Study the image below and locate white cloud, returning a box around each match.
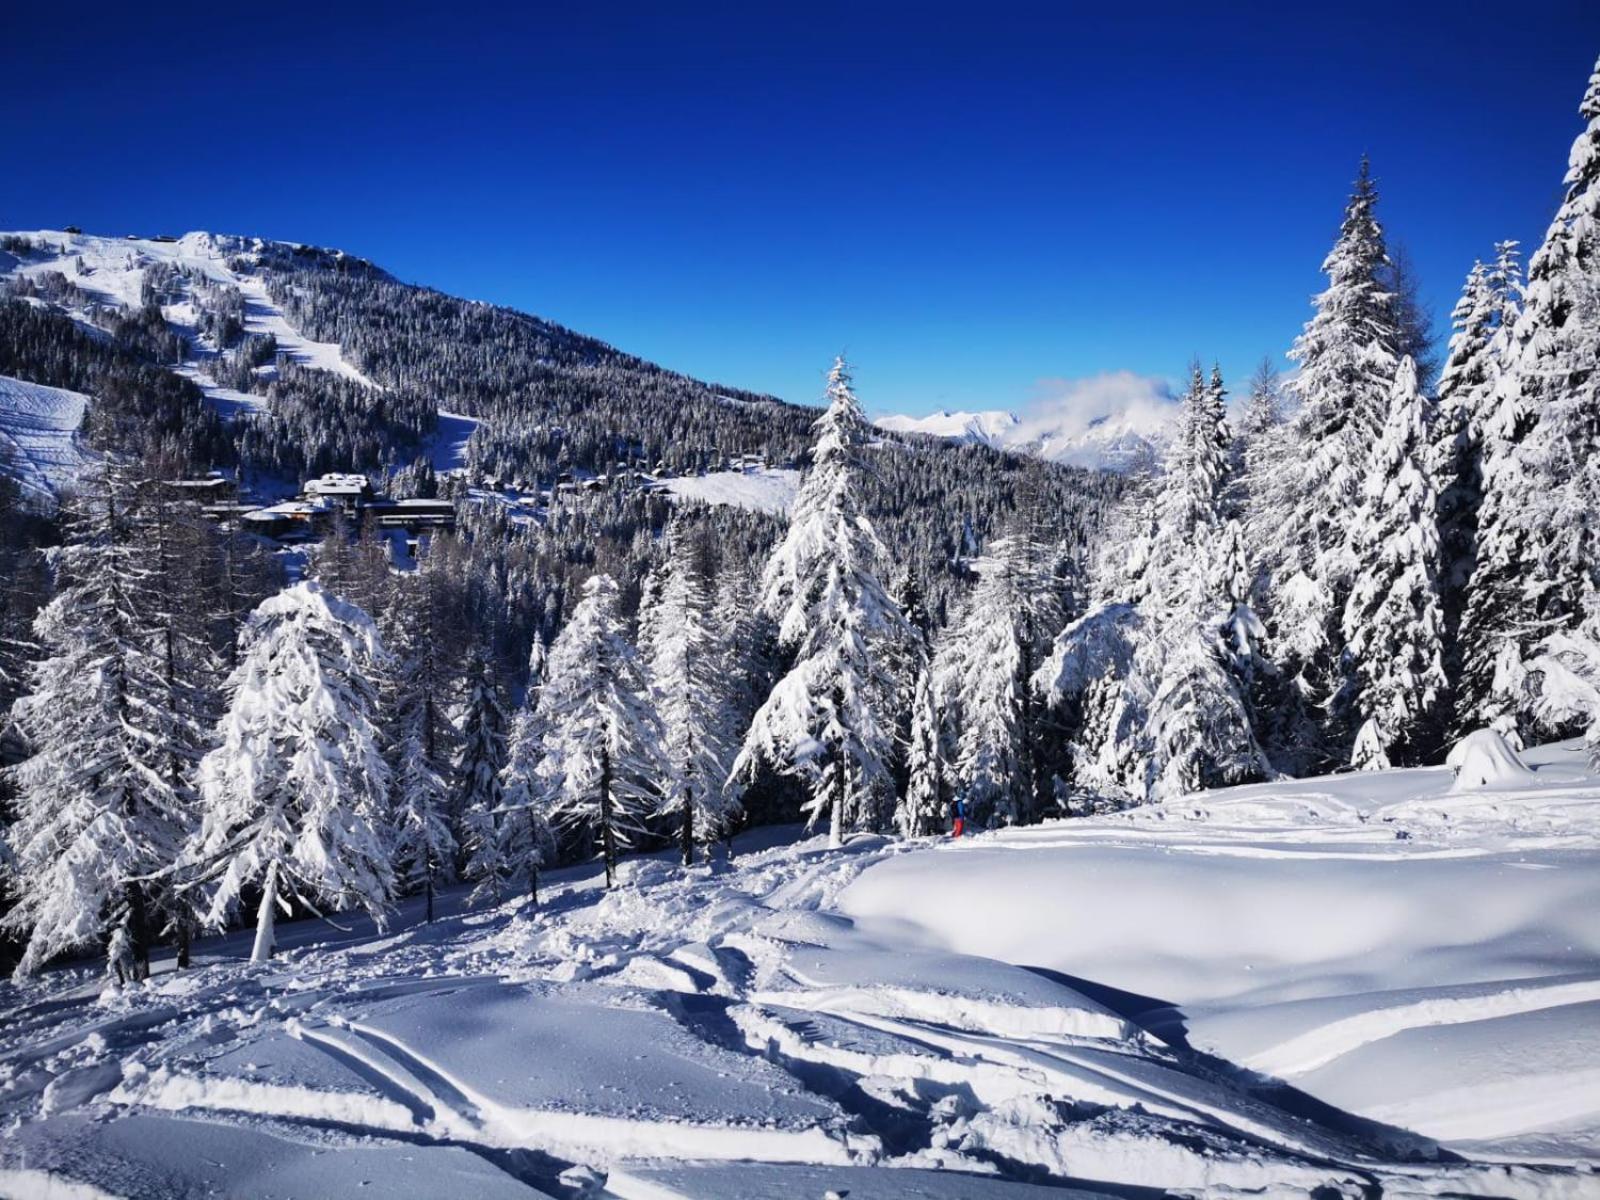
[1013,370,1178,443]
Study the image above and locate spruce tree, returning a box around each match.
[498,637,555,905]
[185,582,394,963]
[643,524,740,864]
[1269,159,1402,767]
[1465,56,1600,738]
[3,464,195,982]
[536,574,669,887]
[457,648,509,902]
[1343,358,1448,768]
[896,663,947,836]
[732,358,914,846]
[1431,245,1522,728]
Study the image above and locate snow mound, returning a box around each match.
[1448,729,1539,791]
[0,374,92,503]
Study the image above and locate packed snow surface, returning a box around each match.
[659,466,800,516]
[3,752,1599,1197]
[0,374,91,503]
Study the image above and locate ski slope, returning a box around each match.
[3,231,378,390]
[0,373,92,502]
[1,753,1597,1197]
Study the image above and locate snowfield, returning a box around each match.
[659,466,801,516]
[1,749,1598,1198]
[0,374,92,503]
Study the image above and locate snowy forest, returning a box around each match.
[0,53,1597,999]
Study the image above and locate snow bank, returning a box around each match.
[838,751,1600,1159]
[1449,729,1539,790]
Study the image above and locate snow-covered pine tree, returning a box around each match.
[133,470,225,968]
[457,648,509,902]
[1134,367,1272,797]
[3,463,196,982]
[1464,56,1600,739]
[1235,357,1285,509]
[497,637,555,904]
[896,662,947,836]
[185,582,394,963]
[536,573,670,887]
[732,357,914,847]
[379,578,453,923]
[1430,245,1522,726]
[1036,361,1273,803]
[932,536,1034,827]
[1268,159,1402,767]
[643,524,740,865]
[1343,357,1448,769]
[1038,367,1270,804]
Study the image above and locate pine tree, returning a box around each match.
[1343,358,1448,768]
[933,537,1032,827]
[1431,245,1522,727]
[379,578,453,923]
[457,648,508,902]
[732,358,914,847]
[3,464,196,982]
[1042,367,1269,803]
[536,574,669,887]
[498,637,555,905]
[643,525,741,864]
[185,582,394,963]
[1465,57,1600,738]
[1268,159,1402,766]
[896,663,947,836]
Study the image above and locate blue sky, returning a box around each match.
[4,2,1597,417]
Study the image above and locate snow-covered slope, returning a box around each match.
[876,402,1174,471]
[2,752,1597,1197]
[0,374,92,503]
[876,408,1023,447]
[3,230,379,392]
[840,739,1600,1166]
[659,466,801,516]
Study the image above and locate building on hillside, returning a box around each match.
[303,473,373,510]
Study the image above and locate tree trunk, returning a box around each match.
[681,785,695,867]
[175,918,192,971]
[599,739,617,888]
[127,881,151,982]
[527,812,540,908]
[828,747,846,850]
[251,867,278,964]
[424,870,435,925]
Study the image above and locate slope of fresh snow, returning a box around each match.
[2,757,1598,1197]
[839,739,1600,1165]
[659,466,800,516]
[431,410,481,472]
[0,374,93,502]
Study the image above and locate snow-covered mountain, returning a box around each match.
[876,398,1175,472]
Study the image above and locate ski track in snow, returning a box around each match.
[0,374,92,503]
[2,759,1600,1197]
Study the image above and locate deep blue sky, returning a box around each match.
[4,3,1597,416]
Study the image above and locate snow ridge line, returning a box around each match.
[1244,976,1600,1078]
[343,1019,868,1167]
